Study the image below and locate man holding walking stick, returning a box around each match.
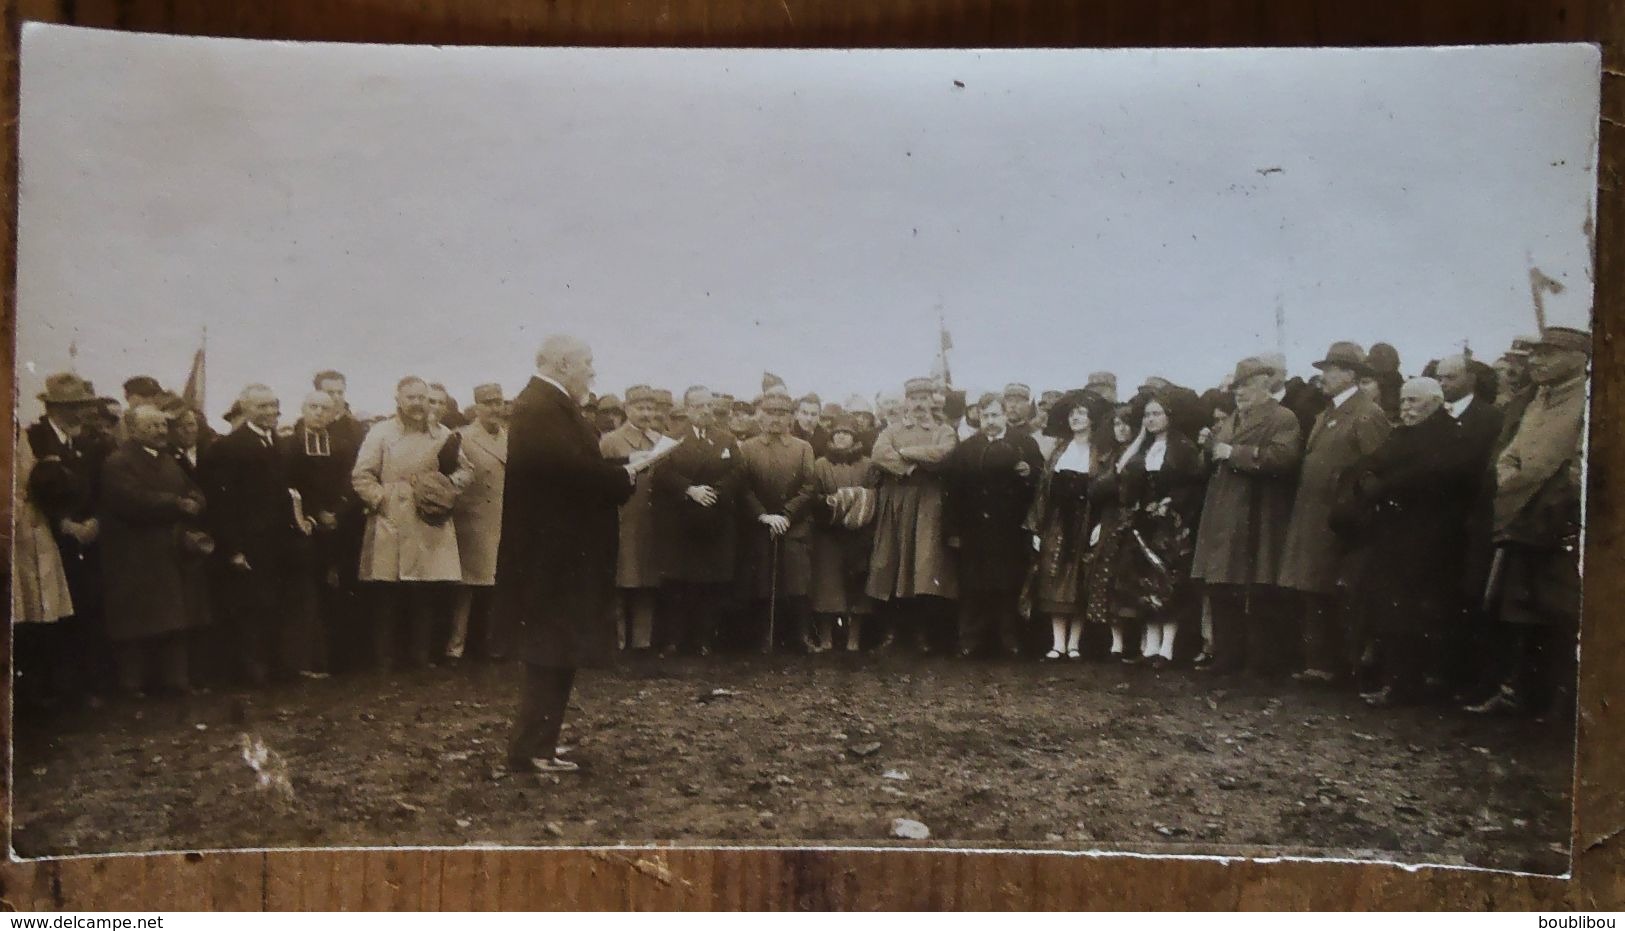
[738,393,818,653]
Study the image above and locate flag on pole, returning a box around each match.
[935,315,954,386]
[181,328,206,417]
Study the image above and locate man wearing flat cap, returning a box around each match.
[1191,356,1303,675]
[738,393,819,652]
[601,385,666,653]
[447,383,510,661]
[1469,326,1589,715]
[1279,342,1391,686]
[866,376,960,652]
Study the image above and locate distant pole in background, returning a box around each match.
[182,324,207,418]
[1528,263,1564,332]
[1274,295,1286,354]
[935,310,953,387]
[67,337,78,373]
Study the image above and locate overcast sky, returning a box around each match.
[17,27,1599,424]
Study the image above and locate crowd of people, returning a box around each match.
[13,326,1587,724]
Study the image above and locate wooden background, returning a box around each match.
[0,0,1621,910]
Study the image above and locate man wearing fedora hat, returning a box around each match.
[23,373,117,704]
[1279,341,1392,686]
[1469,326,1589,715]
[1190,356,1303,675]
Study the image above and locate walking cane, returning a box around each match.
[766,532,780,654]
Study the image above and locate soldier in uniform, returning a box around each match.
[737,394,818,652]
[600,385,666,652]
[1468,327,1588,715]
[865,376,960,652]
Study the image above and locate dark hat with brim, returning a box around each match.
[1311,341,1372,376]
[1044,388,1113,439]
[38,373,102,406]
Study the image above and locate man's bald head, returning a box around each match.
[536,334,596,402]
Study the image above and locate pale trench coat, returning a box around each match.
[352,417,474,583]
[12,438,73,624]
[453,423,507,586]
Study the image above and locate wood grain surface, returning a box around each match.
[0,0,1620,910]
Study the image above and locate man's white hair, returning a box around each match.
[129,404,170,428]
[302,390,335,408]
[536,334,590,372]
[238,383,276,403]
[1401,376,1445,401]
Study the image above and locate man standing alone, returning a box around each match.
[492,336,637,774]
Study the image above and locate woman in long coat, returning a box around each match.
[1024,390,1114,659]
[807,416,877,650]
[1104,395,1206,668]
[13,437,74,626]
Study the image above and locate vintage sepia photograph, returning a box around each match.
[10,26,1599,874]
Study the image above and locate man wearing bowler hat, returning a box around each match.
[1279,341,1392,686]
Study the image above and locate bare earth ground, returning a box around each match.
[11,654,1573,874]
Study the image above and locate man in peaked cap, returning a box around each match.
[601,385,667,654]
[448,383,511,662]
[865,376,960,653]
[729,398,761,442]
[595,394,626,436]
[650,389,675,436]
[1002,383,1034,437]
[1085,372,1118,404]
[1279,342,1391,687]
[1191,356,1304,676]
[737,393,819,652]
[1469,325,1589,715]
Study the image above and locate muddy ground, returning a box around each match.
[11,653,1572,873]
